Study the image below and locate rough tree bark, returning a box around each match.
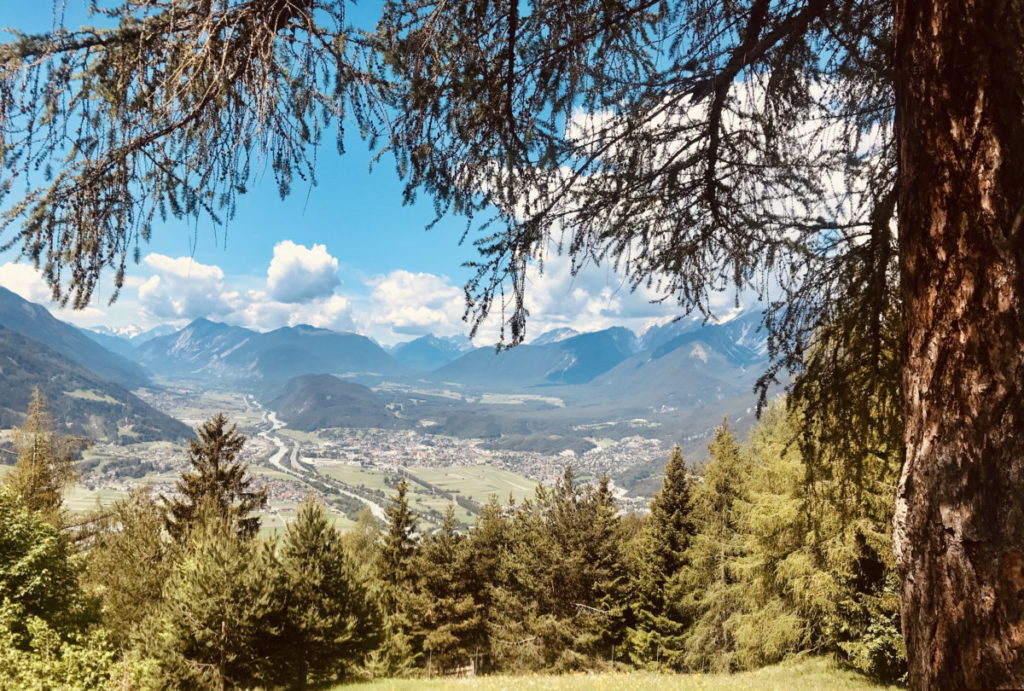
[894,0,1024,688]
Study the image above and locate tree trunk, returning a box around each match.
[894,1,1024,688]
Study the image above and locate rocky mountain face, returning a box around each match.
[83,324,179,356]
[434,327,641,388]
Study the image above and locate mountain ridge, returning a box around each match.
[0,326,189,442]
[0,286,150,388]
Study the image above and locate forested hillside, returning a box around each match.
[0,328,190,442]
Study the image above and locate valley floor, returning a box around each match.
[337,658,901,690]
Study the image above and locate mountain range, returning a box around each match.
[134,319,406,381]
[0,327,189,441]
[0,281,772,456]
[0,286,149,388]
[389,334,471,371]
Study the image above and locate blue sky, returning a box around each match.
[0,3,730,344]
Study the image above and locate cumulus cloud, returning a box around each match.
[0,261,108,324]
[138,254,233,320]
[265,241,340,304]
[232,291,355,333]
[356,270,465,341]
[0,262,54,304]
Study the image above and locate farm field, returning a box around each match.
[320,463,394,492]
[341,658,901,691]
[410,465,537,505]
[62,485,130,513]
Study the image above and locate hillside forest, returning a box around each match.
[0,389,903,689]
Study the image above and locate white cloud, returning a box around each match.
[265,241,340,303]
[0,262,54,303]
[0,261,106,325]
[137,254,233,321]
[356,270,465,342]
[133,249,356,333]
[231,290,355,333]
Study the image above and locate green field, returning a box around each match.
[411,466,538,505]
[64,388,120,404]
[320,464,395,492]
[340,658,900,691]
[257,502,357,537]
[63,485,130,512]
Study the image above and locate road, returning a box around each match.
[248,397,389,521]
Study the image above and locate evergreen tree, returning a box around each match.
[677,421,749,672]
[625,446,695,669]
[379,477,418,591]
[369,477,420,676]
[153,504,278,689]
[0,486,88,639]
[83,488,171,650]
[342,506,383,586]
[462,495,511,674]
[717,405,822,670]
[412,505,480,675]
[491,468,626,672]
[9,2,1024,682]
[6,388,79,517]
[162,414,267,541]
[575,473,629,665]
[720,402,904,681]
[274,496,380,687]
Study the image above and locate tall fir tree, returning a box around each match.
[412,505,480,675]
[274,496,380,687]
[677,421,749,672]
[625,446,696,669]
[574,473,629,663]
[162,414,267,541]
[83,488,171,650]
[463,495,511,673]
[0,486,88,640]
[6,388,79,517]
[152,504,278,689]
[491,468,626,672]
[369,476,420,676]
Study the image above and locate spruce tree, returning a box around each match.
[412,505,480,675]
[0,486,85,638]
[492,468,626,672]
[677,421,749,672]
[84,488,171,650]
[626,446,695,669]
[275,497,380,687]
[6,388,79,517]
[462,495,511,673]
[370,476,420,675]
[153,504,278,689]
[162,414,267,541]
[575,473,628,666]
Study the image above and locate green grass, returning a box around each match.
[320,464,394,492]
[410,466,537,505]
[64,388,119,404]
[63,485,130,513]
[338,658,899,691]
